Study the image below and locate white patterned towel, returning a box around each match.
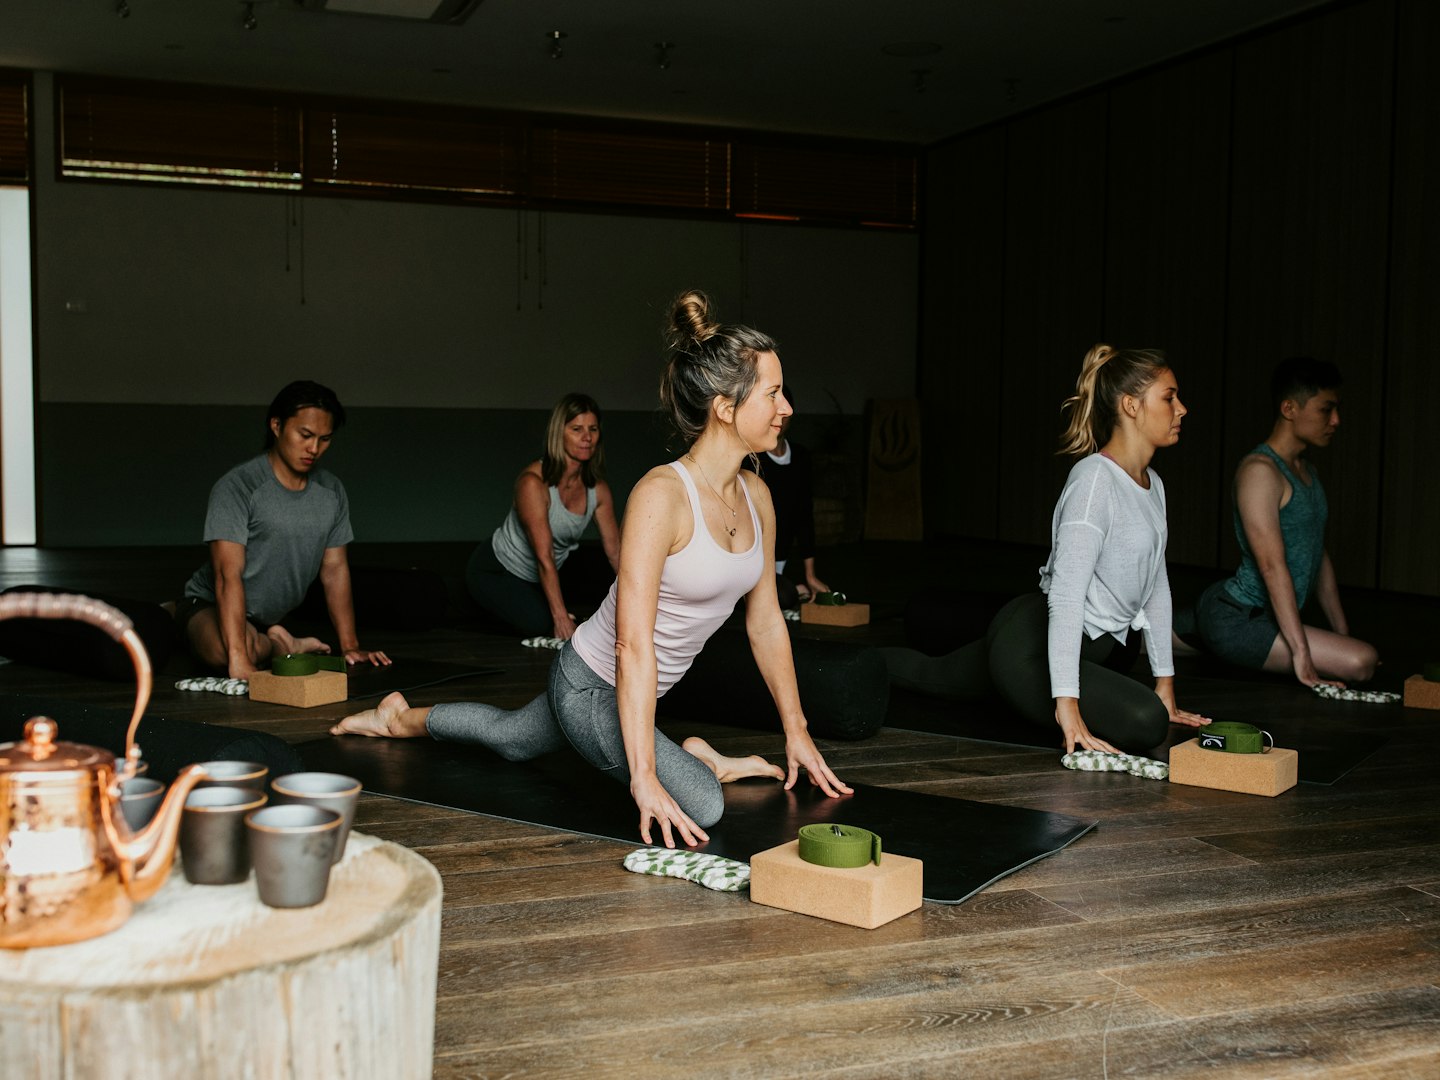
[175,676,249,696]
[1061,749,1169,781]
[623,847,751,892]
[1311,684,1400,705]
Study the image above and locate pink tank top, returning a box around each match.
[570,460,764,694]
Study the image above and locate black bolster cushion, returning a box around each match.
[659,627,887,741]
[0,694,303,785]
[903,589,1013,657]
[0,586,177,682]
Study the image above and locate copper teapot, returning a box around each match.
[0,593,207,948]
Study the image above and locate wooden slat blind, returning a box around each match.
[54,74,916,227]
[732,142,917,226]
[306,104,522,195]
[530,126,730,210]
[59,77,301,188]
[0,77,28,183]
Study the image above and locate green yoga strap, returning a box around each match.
[798,823,881,867]
[1423,662,1440,683]
[1197,721,1273,754]
[272,653,319,677]
[272,654,345,676]
[812,591,848,606]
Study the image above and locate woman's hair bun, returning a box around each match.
[670,289,718,347]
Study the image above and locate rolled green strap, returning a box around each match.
[1423,662,1440,683]
[813,590,848,607]
[272,653,320,677]
[1197,721,1273,754]
[315,655,346,672]
[798,823,881,867]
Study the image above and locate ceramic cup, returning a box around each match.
[270,772,361,863]
[194,760,269,790]
[118,777,165,832]
[180,785,268,885]
[245,805,342,909]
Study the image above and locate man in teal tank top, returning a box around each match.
[1195,358,1378,686]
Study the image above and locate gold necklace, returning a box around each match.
[686,454,738,537]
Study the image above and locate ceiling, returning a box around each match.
[3,0,1331,144]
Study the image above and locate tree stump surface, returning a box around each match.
[0,832,442,1080]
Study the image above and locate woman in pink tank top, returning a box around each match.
[332,290,849,848]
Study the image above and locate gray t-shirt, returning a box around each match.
[183,454,354,626]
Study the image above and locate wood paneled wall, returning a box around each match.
[921,0,1440,597]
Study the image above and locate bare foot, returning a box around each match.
[682,737,784,783]
[267,624,332,658]
[330,692,427,738]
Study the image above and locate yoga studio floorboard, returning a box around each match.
[2,541,1438,1078]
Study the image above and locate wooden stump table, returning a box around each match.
[0,833,442,1080]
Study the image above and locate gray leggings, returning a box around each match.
[425,643,725,827]
[883,592,1169,754]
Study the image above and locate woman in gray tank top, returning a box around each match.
[333,292,849,848]
[464,393,621,639]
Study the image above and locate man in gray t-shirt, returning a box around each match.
[178,381,390,679]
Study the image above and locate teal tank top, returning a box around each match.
[1224,443,1327,610]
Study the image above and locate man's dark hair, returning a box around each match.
[1271,357,1342,414]
[264,381,346,448]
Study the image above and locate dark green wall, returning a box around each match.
[40,403,861,548]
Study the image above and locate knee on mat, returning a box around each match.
[687,785,725,830]
[1114,698,1170,754]
[1336,643,1379,684]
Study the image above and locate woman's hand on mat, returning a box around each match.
[784,733,853,798]
[1054,699,1121,755]
[631,771,708,848]
[1292,654,1344,690]
[1154,678,1210,727]
[551,612,578,640]
[1168,708,1210,728]
[344,647,392,667]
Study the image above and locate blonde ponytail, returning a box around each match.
[1057,343,1168,456]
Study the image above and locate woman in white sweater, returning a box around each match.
[886,344,1209,754]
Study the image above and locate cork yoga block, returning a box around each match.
[749,840,922,929]
[248,670,348,709]
[1403,675,1440,710]
[1169,738,1298,797]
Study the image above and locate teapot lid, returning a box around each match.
[0,716,114,772]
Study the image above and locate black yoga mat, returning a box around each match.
[887,687,1385,786]
[297,733,1098,904]
[342,657,504,702]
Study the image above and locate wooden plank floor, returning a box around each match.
[2,542,1438,1078]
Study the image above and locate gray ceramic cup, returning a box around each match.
[270,772,361,863]
[245,805,342,909]
[119,777,165,832]
[194,760,269,790]
[180,785,268,885]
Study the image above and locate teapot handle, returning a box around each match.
[0,592,151,775]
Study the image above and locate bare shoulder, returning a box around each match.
[629,464,686,511]
[1236,453,1285,493]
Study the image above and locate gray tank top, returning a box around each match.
[491,484,597,583]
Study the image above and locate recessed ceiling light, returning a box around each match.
[881,42,941,58]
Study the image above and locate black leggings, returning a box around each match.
[465,543,614,637]
[884,592,1169,754]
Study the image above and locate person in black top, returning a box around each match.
[742,385,830,609]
